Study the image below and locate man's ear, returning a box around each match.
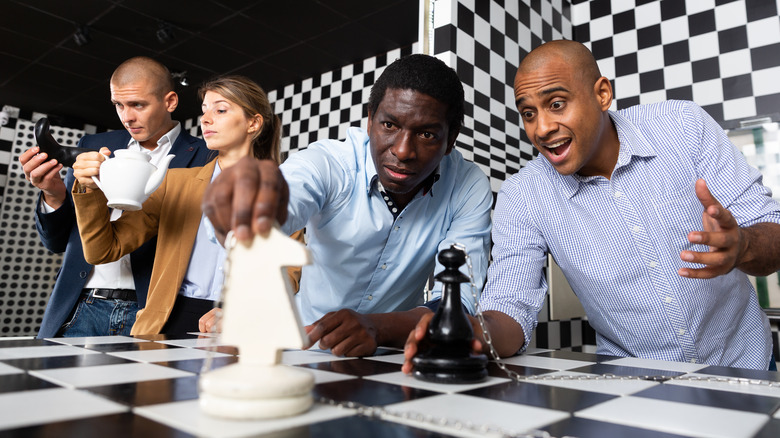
[366,110,373,132]
[164,91,179,113]
[593,77,613,112]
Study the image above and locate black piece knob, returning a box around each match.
[412,245,487,383]
[34,117,92,168]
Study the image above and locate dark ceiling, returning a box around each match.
[0,0,418,130]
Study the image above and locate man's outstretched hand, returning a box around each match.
[202,156,289,244]
[678,179,745,279]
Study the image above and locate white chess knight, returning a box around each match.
[199,226,314,420]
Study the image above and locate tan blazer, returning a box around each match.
[74,159,217,335]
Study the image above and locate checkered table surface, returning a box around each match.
[1,334,779,437]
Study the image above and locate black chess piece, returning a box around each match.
[34,117,91,167]
[412,245,488,383]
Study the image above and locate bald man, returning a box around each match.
[20,56,209,338]
[404,40,780,371]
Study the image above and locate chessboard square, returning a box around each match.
[756,419,780,437]
[107,347,232,363]
[499,354,593,371]
[747,16,780,49]
[366,369,510,394]
[686,0,716,16]
[633,383,780,414]
[692,79,725,106]
[317,376,440,406]
[84,375,201,407]
[588,15,614,42]
[634,2,661,30]
[301,357,402,377]
[543,416,693,438]
[666,372,780,399]
[384,393,570,437]
[612,10,636,34]
[0,361,22,376]
[719,49,753,78]
[614,74,641,97]
[529,371,659,395]
[568,363,685,379]
[297,366,358,385]
[660,16,690,43]
[723,96,757,121]
[664,63,693,89]
[30,362,193,388]
[0,373,58,393]
[0,345,101,360]
[575,396,769,438]
[1,351,134,371]
[715,1,748,29]
[689,32,721,61]
[0,388,127,432]
[602,357,709,373]
[751,67,780,96]
[136,399,353,438]
[463,379,616,413]
[637,46,665,72]
[281,349,354,366]
[697,364,780,383]
[718,26,750,53]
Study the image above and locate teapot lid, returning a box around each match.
[114,149,152,162]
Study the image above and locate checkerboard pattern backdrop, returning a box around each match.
[0,1,777,356]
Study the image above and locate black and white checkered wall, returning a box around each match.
[573,0,780,128]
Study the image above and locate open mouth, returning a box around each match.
[545,139,571,157]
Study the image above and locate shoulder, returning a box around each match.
[616,100,708,127]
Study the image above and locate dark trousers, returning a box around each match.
[161,295,215,335]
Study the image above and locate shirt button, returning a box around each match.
[381,264,387,270]
[614,191,623,198]
[632,225,641,233]
[648,261,658,268]
[678,329,685,335]
[394,226,400,231]
[367,295,373,301]
[690,359,697,363]
[664,297,673,303]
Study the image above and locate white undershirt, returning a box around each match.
[41,123,181,290]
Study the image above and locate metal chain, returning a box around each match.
[452,243,780,388]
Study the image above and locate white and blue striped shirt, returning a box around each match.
[482,100,780,370]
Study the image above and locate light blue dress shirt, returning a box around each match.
[179,162,225,301]
[482,100,780,369]
[280,127,493,325]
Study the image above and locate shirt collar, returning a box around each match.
[127,122,181,156]
[553,110,657,199]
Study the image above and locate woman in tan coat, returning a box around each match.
[72,75,287,335]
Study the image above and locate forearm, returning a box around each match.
[478,310,526,358]
[369,307,433,349]
[737,222,780,276]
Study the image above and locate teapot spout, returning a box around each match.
[144,154,175,196]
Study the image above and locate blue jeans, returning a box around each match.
[60,294,139,337]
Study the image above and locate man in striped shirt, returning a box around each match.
[404,40,780,371]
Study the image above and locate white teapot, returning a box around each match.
[91,149,175,211]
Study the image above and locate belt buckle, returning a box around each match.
[91,289,109,299]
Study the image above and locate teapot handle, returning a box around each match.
[91,176,104,192]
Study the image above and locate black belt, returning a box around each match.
[82,288,137,301]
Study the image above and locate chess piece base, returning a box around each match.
[412,353,488,384]
[199,362,314,420]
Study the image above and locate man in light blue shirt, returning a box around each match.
[404,40,780,372]
[203,54,493,357]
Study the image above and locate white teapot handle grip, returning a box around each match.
[91,176,103,192]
